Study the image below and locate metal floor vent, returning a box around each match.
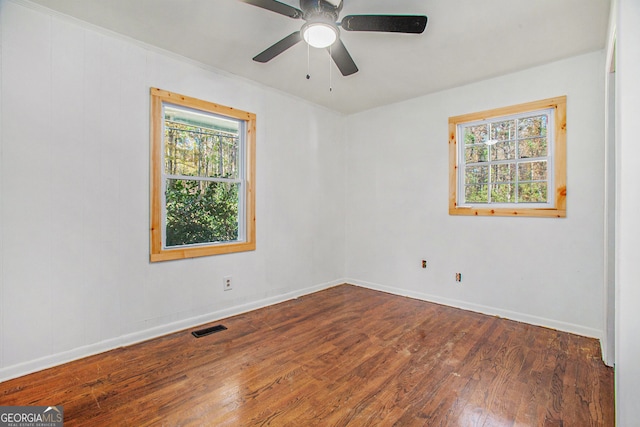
[192,324,227,338]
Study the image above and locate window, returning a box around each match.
[449,96,566,217]
[150,88,256,261]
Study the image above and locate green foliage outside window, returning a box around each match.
[165,179,239,247]
[164,117,241,247]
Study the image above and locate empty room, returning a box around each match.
[0,0,638,425]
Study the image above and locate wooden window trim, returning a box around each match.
[448,96,566,218]
[150,88,256,262]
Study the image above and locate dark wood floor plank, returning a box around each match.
[0,285,614,426]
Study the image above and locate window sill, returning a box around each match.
[449,205,566,218]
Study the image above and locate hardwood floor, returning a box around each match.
[0,285,614,426]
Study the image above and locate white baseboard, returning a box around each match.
[0,279,343,383]
[1,278,604,382]
[347,279,603,340]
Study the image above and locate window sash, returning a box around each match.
[160,103,246,249]
[457,108,555,208]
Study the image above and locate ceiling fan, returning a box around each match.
[241,0,428,76]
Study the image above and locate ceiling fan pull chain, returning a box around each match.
[306,41,311,80]
[329,44,333,92]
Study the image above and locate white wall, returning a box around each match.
[614,0,640,424]
[0,0,346,381]
[0,0,615,389]
[345,52,606,339]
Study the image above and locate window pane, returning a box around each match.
[518,182,547,203]
[465,165,488,184]
[490,141,515,161]
[491,163,516,183]
[165,128,239,179]
[491,183,516,203]
[465,145,488,163]
[465,185,488,203]
[518,161,547,181]
[165,179,239,247]
[490,119,515,141]
[517,115,547,138]
[164,105,240,179]
[464,124,488,145]
[518,137,547,159]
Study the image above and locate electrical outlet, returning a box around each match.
[455,273,462,282]
[223,275,233,291]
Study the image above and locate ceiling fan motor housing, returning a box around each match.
[300,0,342,22]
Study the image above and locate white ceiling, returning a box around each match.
[27,0,611,114]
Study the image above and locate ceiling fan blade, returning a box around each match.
[253,31,302,63]
[329,39,358,76]
[239,0,303,19]
[341,15,428,33]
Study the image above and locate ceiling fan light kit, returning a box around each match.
[242,0,428,76]
[302,22,338,48]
